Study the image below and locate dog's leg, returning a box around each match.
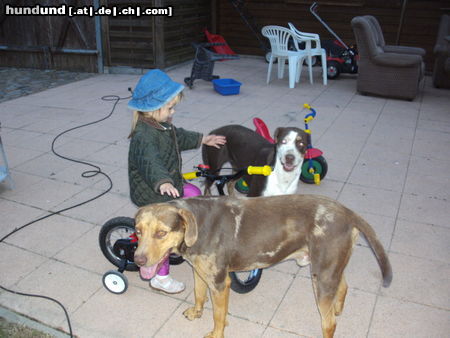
[334,275,348,316]
[226,180,236,198]
[205,274,231,338]
[183,270,208,320]
[311,271,338,338]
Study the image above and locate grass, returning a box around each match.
[0,317,53,338]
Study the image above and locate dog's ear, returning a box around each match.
[178,208,198,247]
[273,127,284,143]
[273,127,282,143]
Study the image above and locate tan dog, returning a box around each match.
[134,195,392,338]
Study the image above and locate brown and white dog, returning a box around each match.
[202,125,309,197]
[133,194,392,338]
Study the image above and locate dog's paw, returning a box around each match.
[204,331,224,338]
[183,307,203,320]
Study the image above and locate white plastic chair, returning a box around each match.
[261,25,309,88]
[288,22,327,85]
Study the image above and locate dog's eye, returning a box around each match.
[299,142,304,146]
[155,230,167,239]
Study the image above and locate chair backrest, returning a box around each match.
[351,16,384,59]
[363,15,385,48]
[261,25,297,55]
[287,22,321,49]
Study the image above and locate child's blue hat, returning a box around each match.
[128,69,184,112]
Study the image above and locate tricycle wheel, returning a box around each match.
[229,269,263,294]
[234,178,249,194]
[103,270,128,294]
[99,217,139,271]
[300,156,328,184]
[326,61,341,79]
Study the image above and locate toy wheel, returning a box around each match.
[169,254,185,265]
[229,269,263,294]
[103,270,128,294]
[234,178,249,194]
[300,156,328,184]
[184,77,193,89]
[99,217,139,271]
[99,217,185,269]
[327,61,341,79]
[265,51,277,64]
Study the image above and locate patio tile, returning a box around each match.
[5,214,94,258]
[338,183,402,218]
[343,245,392,294]
[13,152,73,178]
[0,198,46,239]
[365,123,415,154]
[156,304,266,338]
[4,145,45,168]
[370,296,450,338]
[0,260,101,328]
[391,219,450,264]
[0,243,47,288]
[84,144,129,169]
[1,63,448,338]
[3,177,86,210]
[270,275,377,337]
[70,286,182,338]
[356,212,396,250]
[398,193,450,228]
[412,128,450,161]
[381,252,450,309]
[348,146,410,192]
[53,188,131,225]
[52,137,110,161]
[262,327,310,337]
[296,179,344,200]
[404,155,450,200]
[185,268,295,326]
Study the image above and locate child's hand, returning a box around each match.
[160,183,180,198]
[202,134,226,149]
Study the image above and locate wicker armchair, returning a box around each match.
[432,14,450,88]
[351,16,425,100]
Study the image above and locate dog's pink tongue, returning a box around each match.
[283,163,295,172]
[139,263,159,280]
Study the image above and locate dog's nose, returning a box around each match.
[285,154,295,164]
[134,254,147,266]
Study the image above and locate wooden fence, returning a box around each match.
[1,1,447,72]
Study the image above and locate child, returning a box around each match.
[127,69,226,294]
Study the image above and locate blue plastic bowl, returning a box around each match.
[212,78,242,95]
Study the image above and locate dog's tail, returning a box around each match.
[353,214,393,287]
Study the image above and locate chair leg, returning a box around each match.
[278,58,286,79]
[267,57,273,84]
[288,56,298,88]
[308,54,313,84]
[296,57,305,83]
[321,52,327,85]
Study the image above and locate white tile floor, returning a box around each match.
[0,58,449,337]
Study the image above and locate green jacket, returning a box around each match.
[128,118,202,207]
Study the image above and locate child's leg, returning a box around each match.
[157,257,170,276]
[152,257,185,294]
[147,184,198,293]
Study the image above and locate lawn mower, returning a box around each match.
[310,2,358,79]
